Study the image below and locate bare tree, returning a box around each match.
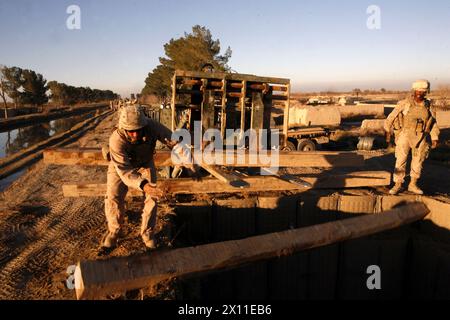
[0,65,9,118]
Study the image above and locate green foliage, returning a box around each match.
[19,69,48,106]
[47,81,118,105]
[1,65,118,107]
[1,66,23,105]
[142,25,232,100]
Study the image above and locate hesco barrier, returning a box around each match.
[174,193,450,300]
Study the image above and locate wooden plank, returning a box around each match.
[62,170,391,197]
[220,79,227,139]
[251,92,264,131]
[199,162,249,188]
[174,70,290,85]
[43,148,366,168]
[283,83,290,148]
[240,80,247,142]
[201,81,215,135]
[74,202,429,299]
[171,74,177,131]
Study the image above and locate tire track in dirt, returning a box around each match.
[0,196,105,299]
[0,114,115,276]
[0,114,116,299]
[0,112,178,299]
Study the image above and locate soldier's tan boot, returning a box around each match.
[102,231,118,248]
[142,231,156,249]
[389,182,402,195]
[408,179,424,195]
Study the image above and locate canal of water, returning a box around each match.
[0,111,96,191]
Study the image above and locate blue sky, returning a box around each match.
[1,0,450,96]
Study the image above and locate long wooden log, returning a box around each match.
[43,148,365,168]
[62,170,391,197]
[74,202,429,299]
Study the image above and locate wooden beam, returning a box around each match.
[201,81,215,137]
[43,148,366,168]
[261,168,312,189]
[251,92,264,132]
[198,163,249,188]
[174,70,290,85]
[239,80,247,144]
[171,74,177,131]
[220,79,227,139]
[74,202,429,299]
[62,170,391,197]
[283,83,291,148]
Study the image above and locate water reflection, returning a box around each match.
[0,112,95,158]
[0,169,25,192]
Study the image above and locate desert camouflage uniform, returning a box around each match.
[106,118,172,242]
[384,95,439,184]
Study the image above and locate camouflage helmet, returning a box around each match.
[412,79,430,93]
[201,62,214,73]
[118,105,147,131]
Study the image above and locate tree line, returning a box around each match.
[0,65,118,110]
[47,81,117,106]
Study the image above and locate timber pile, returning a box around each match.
[46,147,391,195]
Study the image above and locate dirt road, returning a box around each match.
[0,113,174,299]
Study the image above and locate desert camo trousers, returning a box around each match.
[104,163,157,237]
[393,132,430,183]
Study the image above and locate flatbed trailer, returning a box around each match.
[285,126,338,151]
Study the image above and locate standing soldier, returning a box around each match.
[384,79,440,195]
[101,104,179,251]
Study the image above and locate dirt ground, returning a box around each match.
[0,113,176,300]
[0,113,449,300]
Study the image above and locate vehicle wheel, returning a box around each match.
[282,141,297,151]
[297,139,316,152]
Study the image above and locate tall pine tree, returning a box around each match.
[142,25,232,102]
